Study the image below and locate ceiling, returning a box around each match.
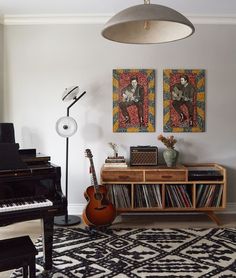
[0,0,236,16]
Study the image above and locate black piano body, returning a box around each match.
[0,150,67,270]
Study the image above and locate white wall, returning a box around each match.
[3,23,236,212]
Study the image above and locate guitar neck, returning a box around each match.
[89,158,99,190]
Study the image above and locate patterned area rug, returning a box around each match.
[11,227,236,278]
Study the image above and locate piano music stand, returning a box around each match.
[54,86,86,226]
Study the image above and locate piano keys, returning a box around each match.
[0,146,67,271]
[0,196,53,212]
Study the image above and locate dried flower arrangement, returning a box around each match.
[108,142,118,157]
[158,134,177,149]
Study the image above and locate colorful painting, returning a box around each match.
[163,69,205,132]
[113,69,155,132]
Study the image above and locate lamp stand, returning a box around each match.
[54,91,86,226]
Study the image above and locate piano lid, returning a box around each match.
[0,143,28,170]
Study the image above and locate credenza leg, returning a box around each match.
[204,211,221,226]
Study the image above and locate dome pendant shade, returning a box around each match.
[101,4,195,44]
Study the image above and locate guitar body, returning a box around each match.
[172,86,183,101]
[82,185,116,227]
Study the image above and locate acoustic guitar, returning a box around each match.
[82,149,116,227]
[172,85,183,101]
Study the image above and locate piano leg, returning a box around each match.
[41,216,54,270]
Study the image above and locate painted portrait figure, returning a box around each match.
[163,69,205,132]
[113,69,155,133]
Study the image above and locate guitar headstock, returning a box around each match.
[85,148,97,185]
[85,149,93,159]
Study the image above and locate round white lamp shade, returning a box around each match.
[56,116,78,138]
[102,4,195,44]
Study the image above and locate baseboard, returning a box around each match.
[219,202,236,214]
[68,204,85,216]
[68,202,236,216]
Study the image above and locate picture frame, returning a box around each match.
[163,69,205,132]
[113,69,155,132]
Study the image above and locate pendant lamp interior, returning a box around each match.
[101,1,195,44]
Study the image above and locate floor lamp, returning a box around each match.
[54,86,86,226]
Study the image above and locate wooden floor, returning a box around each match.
[1,213,236,278]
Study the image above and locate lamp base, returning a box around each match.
[54,215,81,226]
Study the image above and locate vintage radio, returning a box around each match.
[130,146,158,166]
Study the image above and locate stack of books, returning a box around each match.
[104,156,128,168]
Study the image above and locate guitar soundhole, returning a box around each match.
[94,192,102,201]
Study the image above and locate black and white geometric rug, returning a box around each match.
[11,227,236,278]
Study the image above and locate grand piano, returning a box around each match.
[0,124,67,271]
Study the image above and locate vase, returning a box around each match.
[163,148,178,167]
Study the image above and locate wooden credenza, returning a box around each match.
[100,163,226,225]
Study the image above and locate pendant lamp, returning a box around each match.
[101,0,195,44]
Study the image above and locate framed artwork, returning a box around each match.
[113,69,155,132]
[163,69,205,132]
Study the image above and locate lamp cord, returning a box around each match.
[144,0,150,30]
